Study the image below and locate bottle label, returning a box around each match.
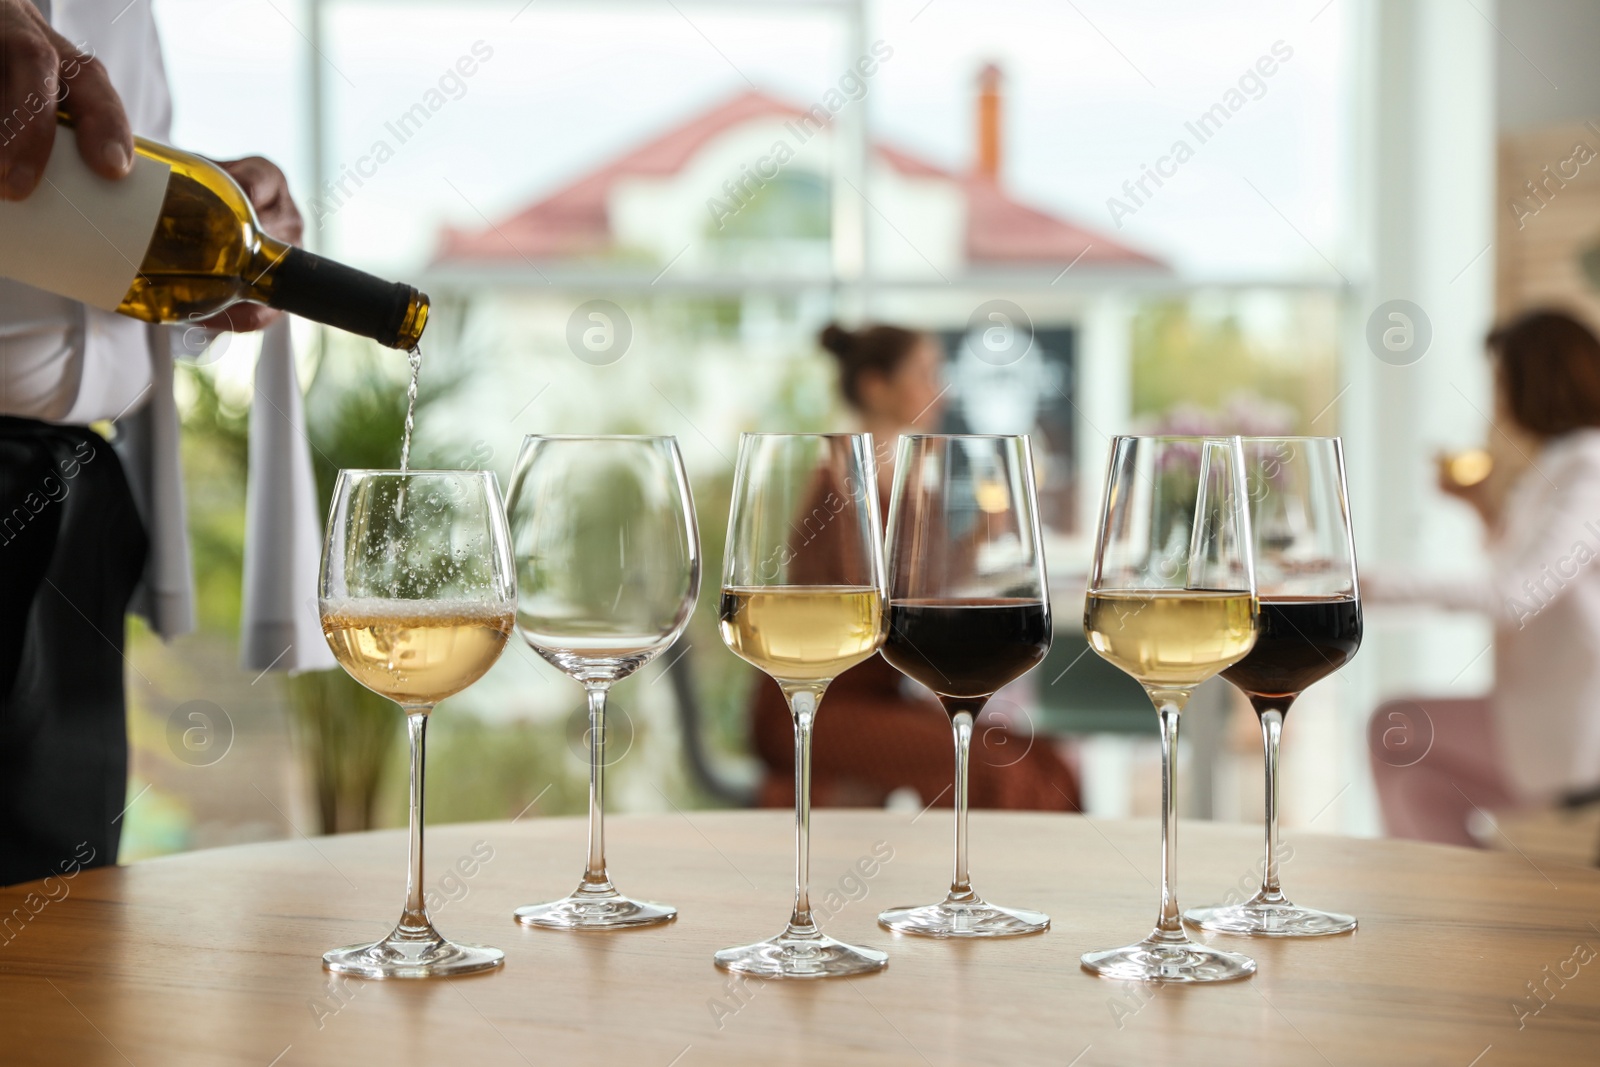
[0,143,171,312]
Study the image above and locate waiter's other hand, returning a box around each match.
[0,0,134,200]
[196,156,305,334]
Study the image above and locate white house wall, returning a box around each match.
[860,161,966,278]
[609,118,836,267]
[606,119,966,279]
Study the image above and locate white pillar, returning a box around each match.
[1340,0,1497,834]
[1075,294,1133,537]
[831,0,869,324]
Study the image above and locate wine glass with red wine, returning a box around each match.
[1183,436,1361,937]
[875,434,1053,938]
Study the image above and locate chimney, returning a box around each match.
[975,63,1003,183]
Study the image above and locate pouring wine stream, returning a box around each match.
[400,345,422,474]
[394,345,423,520]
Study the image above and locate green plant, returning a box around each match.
[175,364,250,633]
[1130,296,1339,428]
[287,668,397,833]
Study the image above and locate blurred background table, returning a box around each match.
[3,811,1597,1065]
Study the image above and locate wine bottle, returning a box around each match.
[0,121,428,350]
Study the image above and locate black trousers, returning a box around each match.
[0,417,147,887]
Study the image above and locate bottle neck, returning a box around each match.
[249,235,429,350]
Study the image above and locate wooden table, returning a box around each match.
[3,810,1598,1065]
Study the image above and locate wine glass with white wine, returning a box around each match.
[505,435,700,929]
[716,433,889,978]
[1081,436,1260,983]
[319,469,516,978]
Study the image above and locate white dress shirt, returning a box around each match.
[1369,429,1600,800]
[0,0,171,424]
[0,1,333,669]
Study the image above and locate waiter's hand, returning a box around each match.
[0,0,134,199]
[196,156,305,333]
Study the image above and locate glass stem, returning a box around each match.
[582,683,614,892]
[1255,705,1289,905]
[945,703,982,905]
[786,687,820,936]
[399,707,435,939]
[1151,692,1189,942]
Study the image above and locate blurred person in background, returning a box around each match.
[1366,309,1600,846]
[0,0,303,884]
[747,322,1081,811]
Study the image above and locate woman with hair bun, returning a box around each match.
[745,323,1082,811]
[818,322,945,448]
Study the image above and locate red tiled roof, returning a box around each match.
[436,92,796,261]
[434,89,1163,270]
[876,143,956,181]
[964,176,1161,268]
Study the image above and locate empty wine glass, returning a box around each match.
[506,435,699,929]
[319,470,516,978]
[876,434,1053,938]
[1081,436,1259,983]
[1184,436,1361,937]
[716,433,889,977]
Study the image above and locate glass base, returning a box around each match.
[1184,900,1357,937]
[323,931,504,979]
[878,898,1050,938]
[714,930,888,979]
[1080,934,1256,983]
[514,885,676,930]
